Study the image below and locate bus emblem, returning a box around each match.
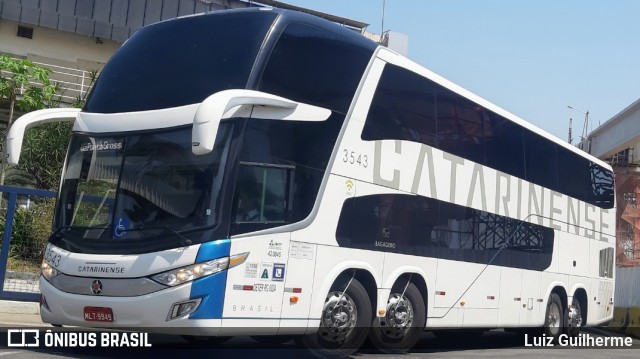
[91,280,103,295]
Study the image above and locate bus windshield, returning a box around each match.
[55,124,234,252]
[84,10,277,114]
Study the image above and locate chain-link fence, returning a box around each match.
[0,186,57,301]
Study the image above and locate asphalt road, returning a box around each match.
[1,327,638,359]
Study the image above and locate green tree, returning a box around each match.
[11,122,73,190]
[0,55,61,187]
[11,69,98,190]
[0,55,60,127]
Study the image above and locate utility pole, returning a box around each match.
[380,0,386,43]
[568,117,573,144]
[567,105,590,141]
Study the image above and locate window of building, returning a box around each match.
[17,26,33,39]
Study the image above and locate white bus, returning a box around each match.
[7,8,615,357]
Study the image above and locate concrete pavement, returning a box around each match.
[0,300,43,326]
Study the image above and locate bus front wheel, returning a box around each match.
[368,281,425,353]
[303,276,372,358]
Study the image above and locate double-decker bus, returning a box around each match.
[6,8,615,357]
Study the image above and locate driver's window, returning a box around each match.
[233,163,292,227]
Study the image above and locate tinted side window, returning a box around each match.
[361,64,614,209]
[557,146,589,201]
[599,247,614,278]
[230,113,344,235]
[437,86,486,165]
[485,112,525,179]
[524,131,558,190]
[336,194,554,271]
[589,163,615,208]
[362,65,437,147]
[259,23,374,114]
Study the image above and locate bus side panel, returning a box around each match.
[519,270,543,326]
[221,233,291,334]
[278,241,319,334]
[540,272,569,316]
[307,245,383,331]
[431,260,499,328]
[497,267,523,327]
[380,252,436,324]
[557,231,590,277]
[589,239,615,325]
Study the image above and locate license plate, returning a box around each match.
[83,307,114,322]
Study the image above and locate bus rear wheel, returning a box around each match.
[368,282,425,353]
[303,276,372,358]
[543,293,564,343]
[566,298,583,337]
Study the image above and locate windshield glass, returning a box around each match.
[83,10,277,113]
[55,124,234,251]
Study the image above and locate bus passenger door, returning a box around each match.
[222,163,294,333]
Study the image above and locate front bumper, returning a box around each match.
[39,277,223,335]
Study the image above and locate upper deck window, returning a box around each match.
[258,22,375,114]
[363,64,614,209]
[84,11,277,113]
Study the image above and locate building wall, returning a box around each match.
[611,266,640,337]
[0,0,245,43]
[0,19,119,69]
[615,167,640,267]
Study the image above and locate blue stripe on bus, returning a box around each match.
[189,239,231,320]
[195,239,231,262]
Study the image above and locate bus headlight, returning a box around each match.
[151,252,249,287]
[41,259,59,280]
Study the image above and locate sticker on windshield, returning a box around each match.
[80,139,123,152]
[113,217,130,239]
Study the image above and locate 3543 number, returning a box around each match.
[44,246,61,267]
[342,149,368,168]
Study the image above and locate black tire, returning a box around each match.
[250,335,294,345]
[302,276,372,358]
[368,282,425,353]
[543,293,564,343]
[565,297,583,337]
[181,335,231,346]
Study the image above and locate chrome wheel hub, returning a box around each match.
[377,292,414,338]
[319,291,357,342]
[548,303,561,334]
[568,306,582,328]
[386,293,414,329]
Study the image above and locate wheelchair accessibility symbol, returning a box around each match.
[113,217,129,239]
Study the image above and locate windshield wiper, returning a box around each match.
[50,225,110,246]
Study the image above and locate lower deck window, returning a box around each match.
[336,194,554,271]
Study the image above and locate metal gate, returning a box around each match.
[0,185,57,301]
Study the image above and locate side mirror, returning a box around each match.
[5,108,81,165]
[192,89,331,155]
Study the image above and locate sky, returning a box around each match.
[282,0,640,143]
